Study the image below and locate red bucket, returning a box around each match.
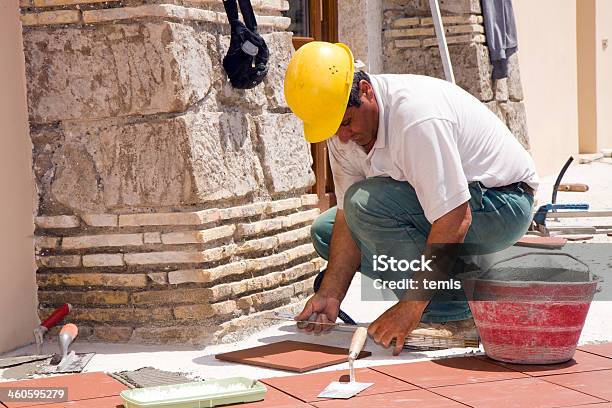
[462,252,599,364]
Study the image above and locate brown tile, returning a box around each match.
[15,396,124,408]
[215,341,371,373]
[515,236,567,249]
[1,372,127,408]
[7,387,308,408]
[579,343,612,359]
[370,356,527,388]
[261,367,417,402]
[311,389,468,408]
[433,377,606,408]
[479,350,612,377]
[234,385,312,408]
[544,369,612,401]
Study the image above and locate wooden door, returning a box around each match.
[283,0,338,210]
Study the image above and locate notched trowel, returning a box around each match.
[318,327,373,399]
[38,324,94,374]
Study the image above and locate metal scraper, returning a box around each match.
[318,327,373,399]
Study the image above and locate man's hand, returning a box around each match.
[294,293,341,334]
[368,301,428,355]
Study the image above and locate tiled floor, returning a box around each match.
[261,367,418,402]
[1,343,612,408]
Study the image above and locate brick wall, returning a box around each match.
[21,0,323,344]
[34,196,323,344]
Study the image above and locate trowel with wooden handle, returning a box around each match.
[317,327,374,399]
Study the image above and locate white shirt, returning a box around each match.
[328,74,539,223]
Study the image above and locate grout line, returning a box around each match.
[422,376,609,408]
[528,367,612,379]
[368,363,528,389]
[577,348,612,360]
[472,356,612,378]
[258,381,311,404]
[420,387,476,408]
[536,377,612,404]
[365,366,422,388]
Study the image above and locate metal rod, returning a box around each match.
[268,313,479,347]
[428,0,455,83]
[544,211,612,218]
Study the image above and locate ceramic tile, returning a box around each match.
[479,350,612,377]
[370,356,527,388]
[544,369,612,401]
[1,372,127,408]
[215,341,371,373]
[310,389,468,408]
[515,236,567,249]
[261,367,417,402]
[434,377,606,408]
[15,396,124,408]
[514,235,567,249]
[579,343,612,359]
[233,385,312,408]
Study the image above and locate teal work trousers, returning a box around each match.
[310,177,534,322]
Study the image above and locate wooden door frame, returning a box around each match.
[290,0,339,211]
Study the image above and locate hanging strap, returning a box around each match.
[222,0,240,23]
[222,0,258,32]
[237,0,258,32]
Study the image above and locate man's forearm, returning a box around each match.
[401,202,471,303]
[318,209,361,301]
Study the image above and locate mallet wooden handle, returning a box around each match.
[558,183,589,192]
[349,327,368,360]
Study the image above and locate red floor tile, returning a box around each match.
[13,396,124,408]
[433,377,607,408]
[310,389,468,408]
[261,367,417,402]
[0,372,127,408]
[543,369,612,401]
[579,343,612,359]
[230,385,312,408]
[370,356,527,388]
[479,350,612,377]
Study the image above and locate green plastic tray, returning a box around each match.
[120,377,267,408]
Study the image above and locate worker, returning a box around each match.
[284,42,539,355]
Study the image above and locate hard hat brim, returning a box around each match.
[303,105,347,144]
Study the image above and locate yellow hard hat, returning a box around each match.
[284,42,354,143]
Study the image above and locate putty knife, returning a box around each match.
[318,327,373,399]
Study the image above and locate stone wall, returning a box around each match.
[338,0,384,73]
[21,0,321,344]
[382,0,529,149]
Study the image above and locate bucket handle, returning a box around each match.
[481,251,590,276]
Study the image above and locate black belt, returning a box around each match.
[491,182,535,196]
